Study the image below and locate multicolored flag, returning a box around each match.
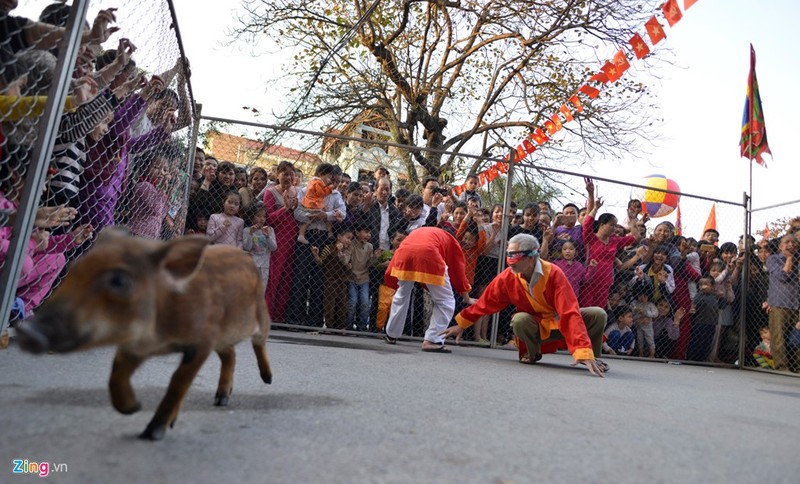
[740,44,771,166]
[675,204,683,236]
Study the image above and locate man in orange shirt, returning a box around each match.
[441,233,607,376]
[384,227,474,352]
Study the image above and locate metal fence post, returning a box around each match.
[0,0,90,336]
[177,103,202,235]
[489,148,515,349]
[737,191,751,368]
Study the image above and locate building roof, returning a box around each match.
[205,132,321,172]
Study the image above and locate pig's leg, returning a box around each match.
[109,349,145,414]
[252,339,272,385]
[139,345,212,441]
[252,302,273,384]
[214,345,236,407]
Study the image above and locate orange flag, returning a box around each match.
[662,0,683,27]
[579,84,601,99]
[628,33,650,60]
[515,144,527,161]
[675,205,683,236]
[530,127,550,145]
[569,94,584,113]
[612,49,631,75]
[702,203,717,236]
[645,16,666,45]
[684,0,698,9]
[601,60,622,83]
[522,139,537,154]
[559,104,574,122]
[762,223,769,239]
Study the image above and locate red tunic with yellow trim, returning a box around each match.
[454,260,595,361]
[384,227,471,294]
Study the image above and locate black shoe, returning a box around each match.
[384,335,397,345]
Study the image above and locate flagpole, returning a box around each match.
[747,44,756,210]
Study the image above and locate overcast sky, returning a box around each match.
[16,0,800,241]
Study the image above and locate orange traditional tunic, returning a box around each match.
[384,227,471,294]
[455,260,595,361]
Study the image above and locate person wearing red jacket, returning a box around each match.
[384,227,474,352]
[441,233,608,376]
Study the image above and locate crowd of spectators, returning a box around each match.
[180,155,800,373]
[1,2,191,346]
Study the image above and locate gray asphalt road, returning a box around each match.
[1,330,799,483]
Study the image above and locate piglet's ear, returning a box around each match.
[150,236,209,282]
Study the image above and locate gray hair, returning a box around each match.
[509,233,540,251]
[17,50,57,95]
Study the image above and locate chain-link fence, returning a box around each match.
[3,4,797,376]
[747,199,800,372]
[0,0,197,344]
[188,116,800,375]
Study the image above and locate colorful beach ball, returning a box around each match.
[632,175,681,218]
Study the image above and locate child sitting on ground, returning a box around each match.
[296,163,337,244]
[752,326,774,369]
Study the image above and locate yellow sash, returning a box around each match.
[515,260,560,341]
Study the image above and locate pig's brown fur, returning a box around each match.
[17,228,272,440]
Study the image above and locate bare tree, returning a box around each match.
[234,0,666,183]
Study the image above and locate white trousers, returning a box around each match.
[385,269,455,344]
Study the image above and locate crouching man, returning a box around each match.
[440,233,608,377]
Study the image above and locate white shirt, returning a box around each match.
[378,202,391,250]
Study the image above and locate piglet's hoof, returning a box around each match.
[115,401,142,415]
[139,422,166,441]
[214,394,229,407]
[261,372,272,384]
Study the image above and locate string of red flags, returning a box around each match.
[453,0,699,197]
